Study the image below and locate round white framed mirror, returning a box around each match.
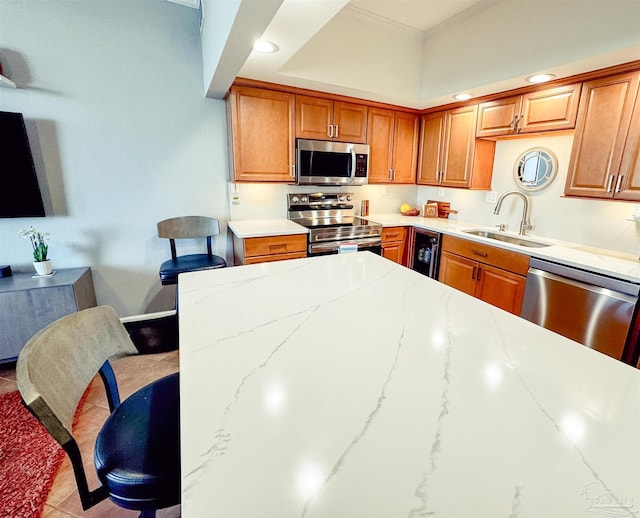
[513,147,558,191]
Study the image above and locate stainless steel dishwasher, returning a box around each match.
[520,258,640,362]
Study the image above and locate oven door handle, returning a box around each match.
[309,237,382,253]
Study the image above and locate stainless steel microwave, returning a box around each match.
[295,139,369,186]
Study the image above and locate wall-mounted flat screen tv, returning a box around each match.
[0,111,45,217]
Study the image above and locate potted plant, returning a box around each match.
[19,226,52,275]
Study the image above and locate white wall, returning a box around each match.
[229,135,640,258]
[0,0,230,316]
[417,134,640,256]
[420,0,640,107]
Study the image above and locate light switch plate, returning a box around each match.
[438,188,445,197]
[485,191,498,203]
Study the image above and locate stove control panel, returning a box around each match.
[288,192,353,210]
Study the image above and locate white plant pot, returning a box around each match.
[33,260,52,276]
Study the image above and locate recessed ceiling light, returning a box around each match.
[253,40,279,54]
[453,93,474,101]
[526,73,556,84]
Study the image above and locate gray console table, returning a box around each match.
[0,267,97,363]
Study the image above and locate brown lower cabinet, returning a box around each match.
[439,235,529,315]
[233,234,307,265]
[381,226,408,265]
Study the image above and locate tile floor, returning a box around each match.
[0,350,181,518]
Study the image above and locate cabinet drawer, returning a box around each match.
[244,234,307,257]
[441,234,529,276]
[381,226,407,243]
[244,251,307,265]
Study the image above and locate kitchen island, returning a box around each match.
[178,253,639,517]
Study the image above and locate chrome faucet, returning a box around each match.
[494,191,532,235]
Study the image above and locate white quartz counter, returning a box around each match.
[368,213,640,284]
[228,219,308,238]
[228,215,640,283]
[179,253,640,518]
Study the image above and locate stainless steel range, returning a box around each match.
[287,192,382,256]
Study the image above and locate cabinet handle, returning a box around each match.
[328,125,333,138]
[472,249,488,257]
[510,115,517,132]
[514,115,521,133]
[615,174,624,192]
[334,125,338,138]
[472,266,477,280]
[388,168,393,182]
[476,268,482,281]
[290,165,295,178]
[606,175,615,192]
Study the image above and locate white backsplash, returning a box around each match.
[227,134,640,257]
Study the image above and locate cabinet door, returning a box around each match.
[333,101,368,143]
[392,112,419,183]
[617,82,640,201]
[381,226,407,265]
[476,96,521,137]
[367,107,395,183]
[519,84,580,133]
[296,95,333,140]
[439,251,477,296]
[417,111,446,185]
[382,242,405,264]
[441,105,478,188]
[475,264,526,315]
[228,86,295,182]
[564,72,640,198]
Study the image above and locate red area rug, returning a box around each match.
[0,391,65,518]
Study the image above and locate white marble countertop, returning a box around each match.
[178,253,640,518]
[368,213,640,283]
[228,215,640,283]
[228,219,308,238]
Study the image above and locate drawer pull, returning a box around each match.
[269,243,287,250]
[472,249,488,257]
[385,233,399,238]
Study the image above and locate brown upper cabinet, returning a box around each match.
[417,105,495,189]
[295,95,368,143]
[564,71,640,200]
[476,83,581,138]
[227,85,296,182]
[367,108,419,184]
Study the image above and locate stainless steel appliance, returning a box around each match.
[409,228,441,279]
[295,139,369,186]
[521,258,640,363]
[287,192,382,256]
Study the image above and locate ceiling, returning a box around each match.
[346,0,484,32]
[201,0,640,109]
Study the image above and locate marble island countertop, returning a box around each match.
[228,215,640,283]
[179,253,640,518]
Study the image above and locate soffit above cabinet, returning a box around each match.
[203,0,640,109]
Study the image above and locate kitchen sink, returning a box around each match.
[463,229,552,248]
